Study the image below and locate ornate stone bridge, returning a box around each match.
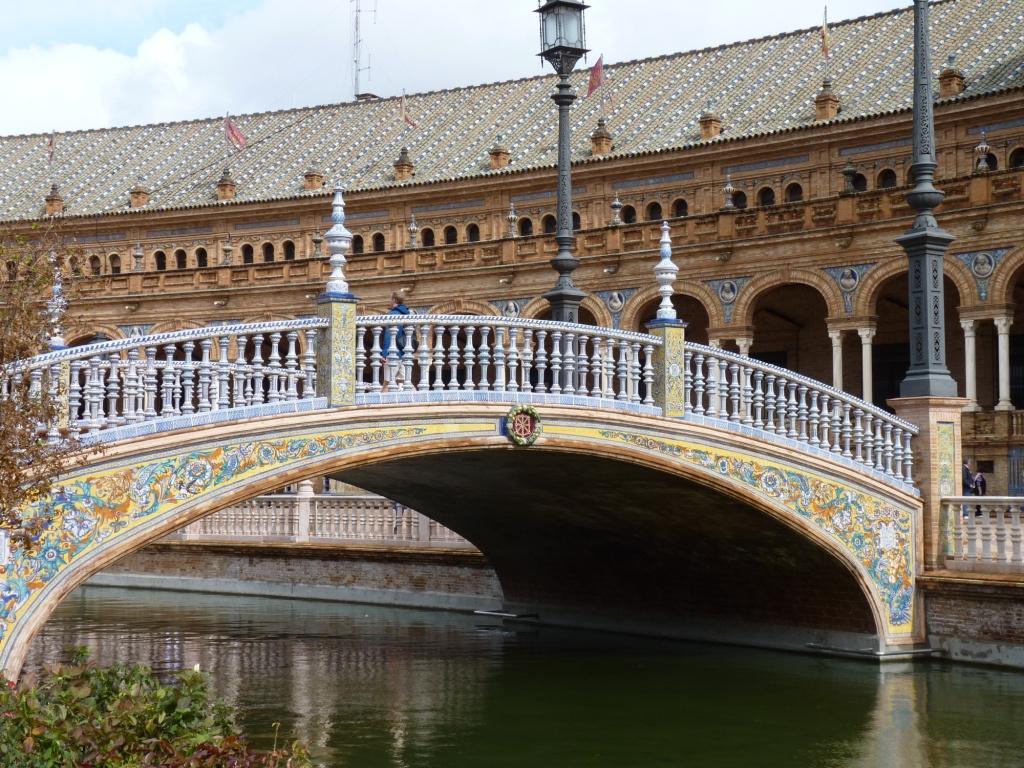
[0,212,932,677]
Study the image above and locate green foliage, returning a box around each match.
[0,221,83,547]
[0,648,312,768]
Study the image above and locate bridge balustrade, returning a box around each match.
[941,496,1024,572]
[3,314,918,491]
[355,314,657,406]
[2,319,327,437]
[685,343,918,486]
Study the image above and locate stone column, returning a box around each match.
[645,319,687,418]
[294,479,314,543]
[859,327,876,403]
[736,337,753,357]
[828,330,844,391]
[995,316,1014,411]
[889,396,970,575]
[960,319,979,411]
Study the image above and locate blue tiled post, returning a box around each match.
[316,184,358,407]
[646,222,687,418]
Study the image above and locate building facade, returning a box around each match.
[3,0,1024,490]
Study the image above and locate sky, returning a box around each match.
[0,0,908,137]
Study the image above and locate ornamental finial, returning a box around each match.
[325,183,353,294]
[654,221,678,320]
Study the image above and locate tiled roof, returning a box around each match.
[1,0,1021,221]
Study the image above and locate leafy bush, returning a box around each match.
[0,647,311,767]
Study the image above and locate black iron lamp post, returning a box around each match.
[897,0,958,397]
[536,0,589,323]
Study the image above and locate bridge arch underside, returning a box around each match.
[335,451,880,652]
[0,405,920,677]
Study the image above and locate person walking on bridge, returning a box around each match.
[383,290,412,391]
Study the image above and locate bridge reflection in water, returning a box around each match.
[27,587,1024,767]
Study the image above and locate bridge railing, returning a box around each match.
[170,493,475,549]
[1,319,327,437]
[941,497,1024,573]
[355,314,660,407]
[684,343,919,486]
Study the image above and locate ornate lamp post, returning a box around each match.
[536,0,589,323]
[897,0,957,397]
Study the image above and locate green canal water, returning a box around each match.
[25,586,1024,767]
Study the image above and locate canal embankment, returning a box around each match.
[89,540,503,612]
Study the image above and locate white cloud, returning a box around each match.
[0,0,912,137]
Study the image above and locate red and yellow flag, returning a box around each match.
[821,7,830,59]
[224,115,247,151]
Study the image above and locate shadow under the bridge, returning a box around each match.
[332,450,878,653]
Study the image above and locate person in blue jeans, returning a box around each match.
[384,290,411,390]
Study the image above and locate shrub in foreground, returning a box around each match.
[0,648,311,767]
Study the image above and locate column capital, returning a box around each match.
[959,318,978,334]
[858,326,877,341]
[994,316,1015,333]
[828,329,844,343]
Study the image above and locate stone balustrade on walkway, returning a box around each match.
[169,492,474,549]
[941,496,1024,573]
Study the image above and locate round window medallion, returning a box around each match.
[505,404,541,446]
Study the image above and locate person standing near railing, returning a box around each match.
[383,291,411,392]
[963,458,976,517]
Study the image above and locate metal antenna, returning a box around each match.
[352,0,376,98]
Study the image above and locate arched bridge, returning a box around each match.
[0,307,923,677]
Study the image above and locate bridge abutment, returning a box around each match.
[889,396,970,572]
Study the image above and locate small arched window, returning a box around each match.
[262,242,275,262]
[519,218,533,237]
[646,202,662,221]
[733,191,748,210]
[467,223,480,242]
[5,261,15,281]
[853,173,868,192]
[1010,148,1024,168]
[242,244,254,264]
[109,254,121,274]
[351,235,364,254]
[89,255,101,276]
[372,233,385,252]
[542,215,556,234]
[444,226,458,245]
[69,257,81,277]
[757,188,776,207]
[174,249,187,269]
[878,169,898,189]
[785,183,803,203]
[572,211,581,230]
[673,199,688,218]
[620,205,637,224]
[421,228,435,247]
[283,241,295,260]
[195,248,208,268]
[154,251,167,271]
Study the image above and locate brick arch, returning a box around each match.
[985,244,1024,306]
[730,268,843,328]
[147,317,206,335]
[427,298,500,316]
[65,324,128,347]
[517,295,610,326]
[854,255,975,316]
[619,282,723,332]
[0,404,918,678]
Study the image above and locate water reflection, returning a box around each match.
[26,587,1024,768]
